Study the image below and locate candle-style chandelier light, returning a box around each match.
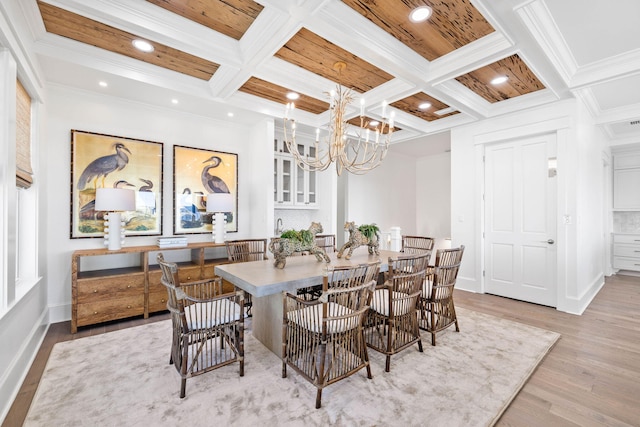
[283,62,394,176]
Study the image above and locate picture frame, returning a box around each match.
[173,145,238,235]
[70,130,163,239]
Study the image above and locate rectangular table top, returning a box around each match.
[215,249,400,297]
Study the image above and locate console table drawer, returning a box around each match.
[77,295,144,327]
[77,274,144,303]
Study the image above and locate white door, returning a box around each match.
[484,134,557,307]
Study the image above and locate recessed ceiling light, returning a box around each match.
[369,120,380,127]
[227,112,234,117]
[171,99,178,104]
[286,92,300,101]
[132,39,154,53]
[98,81,107,87]
[491,75,508,85]
[409,6,432,23]
[418,102,431,110]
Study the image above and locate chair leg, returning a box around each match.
[316,389,323,409]
[431,332,436,346]
[385,355,391,373]
[417,338,423,353]
[180,378,187,399]
[282,360,287,378]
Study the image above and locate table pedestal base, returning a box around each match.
[252,292,284,356]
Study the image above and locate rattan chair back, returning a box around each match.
[315,234,337,253]
[365,252,430,372]
[225,239,267,316]
[401,235,435,254]
[282,261,380,408]
[157,253,244,398]
[418,245,465,346]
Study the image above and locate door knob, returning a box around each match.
[545,239,555,244]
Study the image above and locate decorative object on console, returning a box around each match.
[269,222,330,268]
[283,61,394,176]
[337,222,380,260]
[173,145,238,235]
[70,129,163,239]
[94,188,136,250]
[206,193,234,243]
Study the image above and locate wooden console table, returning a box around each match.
[71,242,228,333]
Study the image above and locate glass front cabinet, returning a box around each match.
[274,135,318,208]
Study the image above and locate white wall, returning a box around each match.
[416,151,451,237]
[44,85,273,323]
[451,98,608,314]
[344,150,417,244]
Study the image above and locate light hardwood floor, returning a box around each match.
[3,274,639,426]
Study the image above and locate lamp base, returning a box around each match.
[104,212,125,251]
[212,212,226,244]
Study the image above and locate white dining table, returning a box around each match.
[215,249,399,355]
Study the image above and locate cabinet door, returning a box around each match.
[274,155,293,205]
[294,144,317,206]
[614,169,640,209]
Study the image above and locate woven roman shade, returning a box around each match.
[16,79,33,188]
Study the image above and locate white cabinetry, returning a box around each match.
[612,234,640,271]
[613,152,640,210]
[274,153,293,205]
[274,134,318,209]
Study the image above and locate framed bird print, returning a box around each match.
[173,145,238,235]
[70,130,163,239]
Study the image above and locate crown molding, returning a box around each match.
[515,0,576,85]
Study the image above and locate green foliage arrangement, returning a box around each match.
[358,223,380,240]
[281,229,314,246]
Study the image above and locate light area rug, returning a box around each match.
[24,307,559,427]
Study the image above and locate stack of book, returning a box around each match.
[157,237,188,248]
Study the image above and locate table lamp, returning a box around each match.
[95,188,136,250]
[206,193,234,243]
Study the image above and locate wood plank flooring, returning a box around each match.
[3,274,639,426]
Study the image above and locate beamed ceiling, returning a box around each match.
[9,0,640,151]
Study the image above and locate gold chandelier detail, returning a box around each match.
[283,62,394,176]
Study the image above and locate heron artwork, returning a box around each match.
[201,156,231,194]
[77,143,131,190]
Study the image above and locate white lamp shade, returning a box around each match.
[95,188,136,211]
[206,193,234,213]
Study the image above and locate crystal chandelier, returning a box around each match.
[283,63,394,176]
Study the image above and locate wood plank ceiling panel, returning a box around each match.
[274,28,394,93]
[346,116,395,134]
[342,0,495,61]
[455,54,546,103]
[37,1,219,80]
[391,92,459,121]
[238,77,329,114]
[145,0,263,40]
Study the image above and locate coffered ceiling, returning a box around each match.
[7,0,640,152]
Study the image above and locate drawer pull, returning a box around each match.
[127,305,132,309]
[127,285,131,288]
[93,311,98,315]
[93,289,98,293]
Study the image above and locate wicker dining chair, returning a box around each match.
[401,235,435,254]
[315,234,337,253]
[417,245,465,346]
[157,253,245,398]
[282,261,380,409]
[364,252,430,372]
[225,239,268,317]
